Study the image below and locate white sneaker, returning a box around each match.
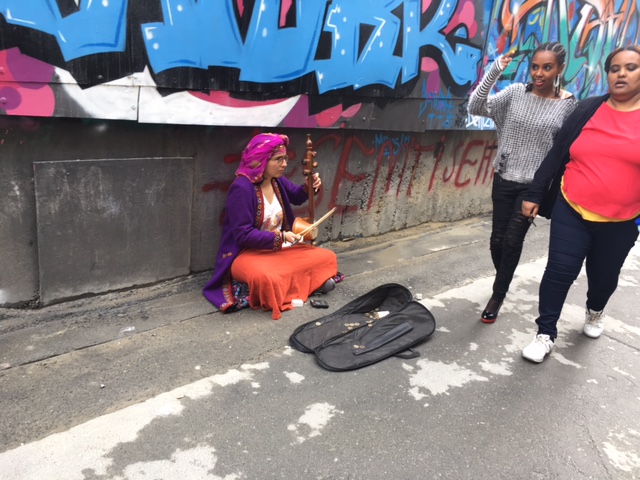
[522,334,555,363]
[583,308,604,338]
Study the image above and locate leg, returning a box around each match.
[483,178,529,322]
[585,219,638,311]
[232,246,337,320]
[491,204,532,300]
[535,197,590,339]
[489,176,514,272]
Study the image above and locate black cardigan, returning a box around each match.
[522,94,609,218]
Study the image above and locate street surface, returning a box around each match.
[1,216,639,480]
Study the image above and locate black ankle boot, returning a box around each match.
[313,278,336,295]
[481,298,503,324]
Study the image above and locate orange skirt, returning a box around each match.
[231,244,338,320]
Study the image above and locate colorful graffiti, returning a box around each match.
[1,0,479,92]
[0,1,638,129]
[487,0,640,96]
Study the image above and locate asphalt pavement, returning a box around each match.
[1,215,639,480]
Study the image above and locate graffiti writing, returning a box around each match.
[2,1,638,128]
[466,114,496,130]
[2,0,481,94]
[0,1,127,60]
[373,133,414,156]
[270,133,494,216]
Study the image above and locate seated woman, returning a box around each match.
[203,133,339,320]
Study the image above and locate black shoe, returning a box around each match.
[313,278,336,295]
[481,298,503,324]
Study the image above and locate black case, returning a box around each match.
[290,283,436,371]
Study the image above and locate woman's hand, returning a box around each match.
[283,231,302,244]
[312,172,322,192]
[499,52,514,70]
[521,200,539,219]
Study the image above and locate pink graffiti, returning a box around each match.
[0,48,55,117]
[445,0,478,37]
[282,96,317,128]
[280,0,293,26]
[189,90,287,108]
[236,0,292,27]
[283,96,361,129]
[315,103,362,128]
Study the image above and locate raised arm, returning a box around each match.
[468,55,514,120]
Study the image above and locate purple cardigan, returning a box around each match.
[203,175,310,311]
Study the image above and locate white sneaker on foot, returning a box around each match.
[583,308,604,338]
[522,334,554,363]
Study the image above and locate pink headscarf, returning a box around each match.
[236,133,289,183]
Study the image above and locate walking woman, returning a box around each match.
[468,42,577,323]
[521,46,640,363]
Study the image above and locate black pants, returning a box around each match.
[536,195,638,338]
[490,175,533,301]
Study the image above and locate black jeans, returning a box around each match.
[535,195,638,339]
[490,175,533,301]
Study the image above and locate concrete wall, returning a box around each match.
[33,158,193,304]
[0,116,497,307]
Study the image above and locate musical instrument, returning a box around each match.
[290,207,337,246]
[291,134,334,243]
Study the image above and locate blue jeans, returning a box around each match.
[535,195,638,339]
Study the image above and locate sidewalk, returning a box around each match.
[0,215,528,451]
[1,215,640,479]
[0,216,499,370]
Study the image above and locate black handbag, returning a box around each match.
[290,284,436,371]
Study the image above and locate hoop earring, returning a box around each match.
[553,75,561,97]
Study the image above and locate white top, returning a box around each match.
[262,193,293,247]
[262,194,283,232]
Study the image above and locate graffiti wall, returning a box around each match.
[1,1,637,130]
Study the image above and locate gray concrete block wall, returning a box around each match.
[0,117,497,307]
[0,124,40,307]
[33,158,193,304]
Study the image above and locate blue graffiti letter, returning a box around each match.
[0,0,128,60]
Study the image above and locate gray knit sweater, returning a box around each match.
[468,59,578,184]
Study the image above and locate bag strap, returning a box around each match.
[394,348,420,359]
[352,323,413,356]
